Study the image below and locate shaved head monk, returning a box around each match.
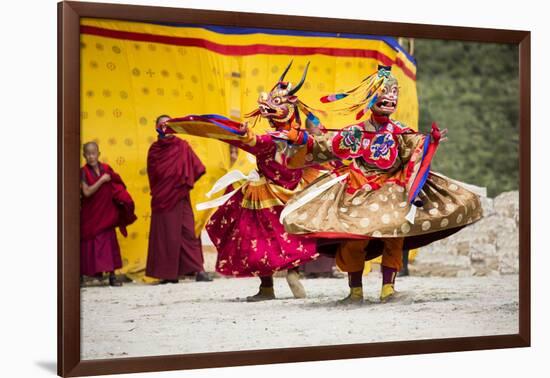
[146,115,213,283]
[80,141,137,286]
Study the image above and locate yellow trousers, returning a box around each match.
[335,238,404,273]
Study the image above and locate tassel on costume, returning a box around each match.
[319,66,390,121]
[320,93,348,103]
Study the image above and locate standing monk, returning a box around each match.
[146,115,212,283]
[80,142,137,286]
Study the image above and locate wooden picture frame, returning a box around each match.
[58,1,531,376]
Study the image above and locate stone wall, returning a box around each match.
[410,191,519,277]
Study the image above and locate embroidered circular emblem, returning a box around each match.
[362,132,398,169]
[332,125,365,159]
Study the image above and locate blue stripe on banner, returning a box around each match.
[147,22,416,65]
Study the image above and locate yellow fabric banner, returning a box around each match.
[80,18,418,280]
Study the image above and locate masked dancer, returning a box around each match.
[161,62,326,301]
[277,65,483,303]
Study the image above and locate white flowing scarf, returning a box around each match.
[279,173,349,223]
[196,169,260,211]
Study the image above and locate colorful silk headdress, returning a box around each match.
[320,65,397,121]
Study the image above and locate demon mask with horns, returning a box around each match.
[245,61,324,133]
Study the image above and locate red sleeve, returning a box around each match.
[103,164,125,188]
[222,132,274,156]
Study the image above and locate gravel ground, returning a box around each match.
[81,274,518,360]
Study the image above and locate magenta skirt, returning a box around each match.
[207,191,318,277]
[80,228,122,276]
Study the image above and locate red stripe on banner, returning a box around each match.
[81,25,416,81]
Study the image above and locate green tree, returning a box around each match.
[414,40,519,197]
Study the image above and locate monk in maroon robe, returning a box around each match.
[81,142,137,286]
[146,115,212,283]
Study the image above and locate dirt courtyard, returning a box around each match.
[81,274,518,360]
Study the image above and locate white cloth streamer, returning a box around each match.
[196,169,260,211]
[279,173,349,224]
[405,204,418,224]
